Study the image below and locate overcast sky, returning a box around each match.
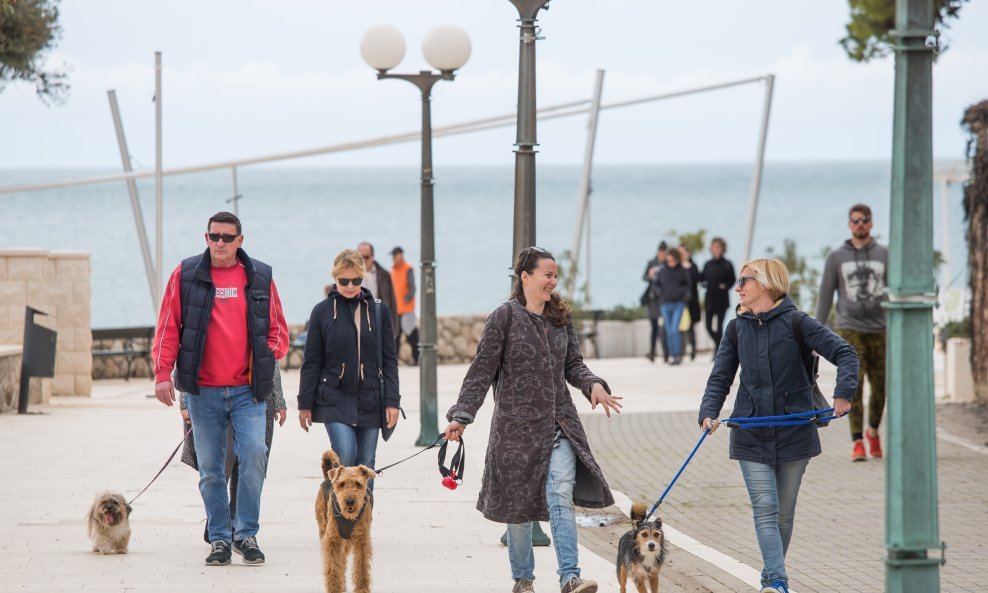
[2,0,986,169]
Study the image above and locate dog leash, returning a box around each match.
[128,426,192,506]
[720,407,839,429]
[640,408,844,523]
[373,434,446,475]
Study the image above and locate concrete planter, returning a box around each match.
[945,337,975,402]
[595,319,650,358]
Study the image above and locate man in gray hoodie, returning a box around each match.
[816,203,888,462]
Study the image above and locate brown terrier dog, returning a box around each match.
[314,450,375,593]
[87,491,132,554]
[616,502,666,593]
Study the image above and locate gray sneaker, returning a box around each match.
[513,579,535,593]
[560,577,597,593]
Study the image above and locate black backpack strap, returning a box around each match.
[491,302,514,399]
[726,318,737,348]
[790,310,819,382]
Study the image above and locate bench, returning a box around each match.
[283,329,308,370]
[92,326,155,381]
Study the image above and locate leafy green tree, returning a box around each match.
[766,239,821,312]
[962,99,988,405]
[0,0,68,104]
[840,0,968,62]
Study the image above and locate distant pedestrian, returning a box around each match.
[357,241,400,335]
[679,244,703,361]
[180,361,287,543]
[641,241,669,362]
[151,211,289,566]
[815,203,888,462]
[390,246,419,365]
[444,246,622,593]
[699,258,857,593]
[297,249,400,492]
[655,248,691,365]
[701,237,736,356]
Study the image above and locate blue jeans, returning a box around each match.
[325,422,380,491]
[660,302,685,357]
[738,458,810,588]
[506,438,580,587]
[185,385,268,543]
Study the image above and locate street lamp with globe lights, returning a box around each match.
[361,25,471,447]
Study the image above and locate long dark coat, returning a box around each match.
[446,299,615,524]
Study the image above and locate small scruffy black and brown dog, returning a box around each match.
[616,502,666,593]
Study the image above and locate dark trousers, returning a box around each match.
[648,317,669,361]
[838,329,887,440]
[706,306,728,355]
[397,328,420,365]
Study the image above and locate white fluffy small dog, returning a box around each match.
[87,491,131,554]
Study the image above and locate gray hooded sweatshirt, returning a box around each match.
[815,238,887,333]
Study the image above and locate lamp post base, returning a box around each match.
[499,522,551,547]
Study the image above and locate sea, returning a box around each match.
[0,162,970,328]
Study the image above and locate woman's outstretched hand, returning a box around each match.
[833,397,851,418]
[702,417,720,434]
[590,383,623,417]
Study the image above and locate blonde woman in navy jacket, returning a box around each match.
[699,258,858,593]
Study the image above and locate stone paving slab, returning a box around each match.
[2,354,984,592]
[583,406,988,593]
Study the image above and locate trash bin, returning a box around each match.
[19,307,57,414]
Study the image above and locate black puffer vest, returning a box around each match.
[174,247,275,400]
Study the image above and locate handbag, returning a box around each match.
[374,300,398,441]
[678,307,692,332]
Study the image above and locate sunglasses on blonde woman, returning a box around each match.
[736,276,757,289]
[337,278,363,287]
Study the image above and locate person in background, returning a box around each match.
[297,249,400,491]
[815,203,888,462]
[357,241,399,336]
[655,248,691,365]
[699,258,857,593]
[701,237,736,357]
[152,211,289,566]
[679,244,703,361]
[641,241,669,363]
[390,246,419,366]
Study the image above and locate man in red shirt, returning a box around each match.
[152,212,288,566]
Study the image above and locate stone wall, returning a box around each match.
[0,346,22,412]
[0,249,92,397]
[280,314,489,369]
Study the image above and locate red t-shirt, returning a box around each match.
[152,260,289,387]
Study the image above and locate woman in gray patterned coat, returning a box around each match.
[443,247,623,593]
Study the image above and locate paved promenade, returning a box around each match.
[1,355,985,593]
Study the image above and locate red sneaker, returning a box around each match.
[866,432,883,458]
[851,440,866,462]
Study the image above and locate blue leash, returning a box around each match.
[640,408,842,522]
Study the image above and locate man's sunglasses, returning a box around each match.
[207,233,239,243]
[337,278,363,287]
[849,216,871,225]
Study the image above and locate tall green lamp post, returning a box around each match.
[884,0,943,590]
[361,25,472,446]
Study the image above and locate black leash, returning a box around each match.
[373,434,446,475]
[128,426,192,506]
